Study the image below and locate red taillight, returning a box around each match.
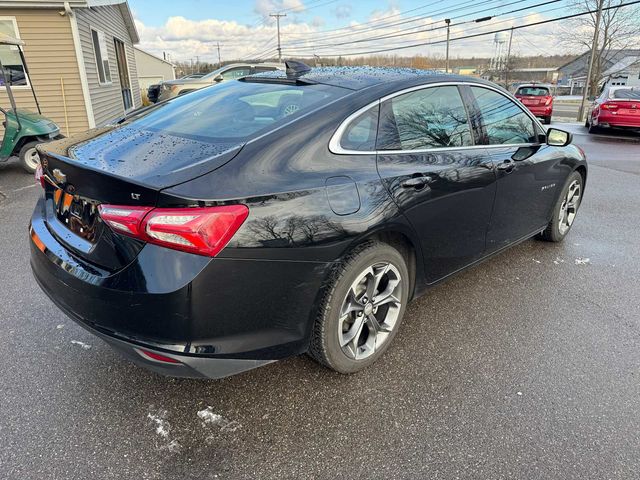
[98,205,153,236]
[137,349,182,364]
[98,204,249,257]
[544,96,553,106]
[35,164,45,188]
[601,102,619,111]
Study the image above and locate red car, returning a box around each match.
[587,86,640,133]
[514,84,554,124]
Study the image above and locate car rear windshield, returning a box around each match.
[123,80,348,143]
[516,86,550,96]
[611,89,640,100]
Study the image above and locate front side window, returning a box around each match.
[0,18,27,87]
[377,86,473,150]
[91,29,112,84]
[221,67,251,80]
[470,86,537,145]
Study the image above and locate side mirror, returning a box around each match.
[213,74,223,82]
[546,128,572,147]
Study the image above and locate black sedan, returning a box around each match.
[30,64,587,379]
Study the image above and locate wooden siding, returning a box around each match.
[0,9,89,136]
[75,5,141,127]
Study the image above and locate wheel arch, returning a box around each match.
[336,224,424,301]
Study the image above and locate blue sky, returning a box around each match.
[128,0,564,63]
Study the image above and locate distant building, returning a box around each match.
[452,66,478,76]
[509,67,558,84]
[134,47,175,102]
[0,0,141,135]
[557,49,640,93]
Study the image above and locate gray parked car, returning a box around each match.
[157,62,283,101]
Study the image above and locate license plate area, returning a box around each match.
[52,187,100,243]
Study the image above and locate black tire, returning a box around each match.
[19,141,42,174]
[588,122,599,134]
[543,115,552,125]
[540,171,583,242]
[308,241,410,374]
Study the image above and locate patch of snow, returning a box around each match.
[147,410,181,453]
[553,257,565,265]
[197,406,241,433]
[70,340,91,350]
[575,257,590,265]
[56,324,65,329]
[532,258,541,264]
[197,407,223,426]
[147,412,169,438]
[517,391,523,396]
[160,439,180,452]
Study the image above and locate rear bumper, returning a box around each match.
[30,197,332,377]
[524,105,552,117]
[593,112,640,128]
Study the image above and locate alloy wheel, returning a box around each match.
[338,262,403,360]
[558,179,581,235]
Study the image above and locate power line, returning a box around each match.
[284,0,562,51]
[283,0,640,57]
[284,2,572,55]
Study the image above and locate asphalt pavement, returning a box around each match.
[1,125,639,479]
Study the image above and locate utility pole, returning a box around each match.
[504,26,514,90]
[578,0,605,121]
[217,41,222,68]
[195,56,200,73]
[270,12,287,62]
[444,19,451,73]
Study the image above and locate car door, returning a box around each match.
[375,84,497,283]
[465,85,558,252]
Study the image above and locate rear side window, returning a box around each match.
[611,88,640,100]
[254,66,278,73]
[340,106,379,151]
[377,86,473,150]
[516,86,549,96]
[470,86,537,145]
[221,67,251,80]
[125,80,347,142]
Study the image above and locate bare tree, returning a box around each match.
[562,0,640,93]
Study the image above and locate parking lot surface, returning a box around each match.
[1,125,639,479]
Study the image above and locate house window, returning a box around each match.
[91,28,112,84]
[0,17,28,87]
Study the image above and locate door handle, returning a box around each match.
[400,175,433,190]
[497,160,515,172]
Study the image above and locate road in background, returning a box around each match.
[1,129,639,479]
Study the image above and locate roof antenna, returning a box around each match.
[285,60,311,77]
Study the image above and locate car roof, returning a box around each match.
[245,66,491,91]
[608,85,639,91]
[516,84,552,89]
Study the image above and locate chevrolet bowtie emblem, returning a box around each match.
[52,168,67,184]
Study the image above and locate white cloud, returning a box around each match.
[133,7,571,66]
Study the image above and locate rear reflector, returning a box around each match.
[98,204,249,257]
[137,349,182,364]
[35,164,45,188]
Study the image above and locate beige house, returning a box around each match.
[0,0,141,136]
[134,47,175,104]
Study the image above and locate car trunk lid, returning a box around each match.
[38,127,244,271]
